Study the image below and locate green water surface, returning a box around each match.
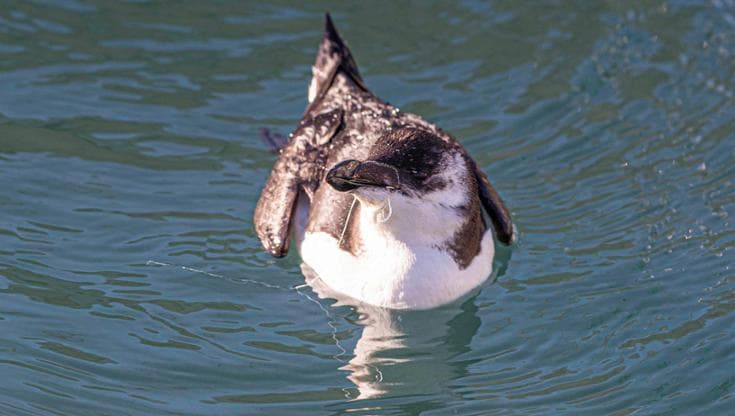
[1,1,734,415]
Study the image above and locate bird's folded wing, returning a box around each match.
[472,161,514,245]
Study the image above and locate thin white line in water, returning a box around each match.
[144,259,350,369]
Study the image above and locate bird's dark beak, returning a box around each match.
[326,159,401,192]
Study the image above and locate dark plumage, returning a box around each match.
[253,14,513,290]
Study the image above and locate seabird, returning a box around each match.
[254,14,513,309]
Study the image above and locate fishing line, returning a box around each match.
[338,194,358,246]
[145,260,287,291]
[377,197,392,223]
[144,260,349,366]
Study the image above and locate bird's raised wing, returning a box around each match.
[253,109,343,257]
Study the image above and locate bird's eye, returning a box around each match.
[407,169,429,181]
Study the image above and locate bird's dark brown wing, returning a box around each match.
[470,159,514,244]
[305,13,368,115]
[253,109,343,257]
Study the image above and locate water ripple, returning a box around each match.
[0,1,733,415]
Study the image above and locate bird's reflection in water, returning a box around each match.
[303,264,483,400]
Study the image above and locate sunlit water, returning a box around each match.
[1,1,734,415]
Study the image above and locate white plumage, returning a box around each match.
[299,155,495,310]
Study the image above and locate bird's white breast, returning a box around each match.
[299,226,495,310]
